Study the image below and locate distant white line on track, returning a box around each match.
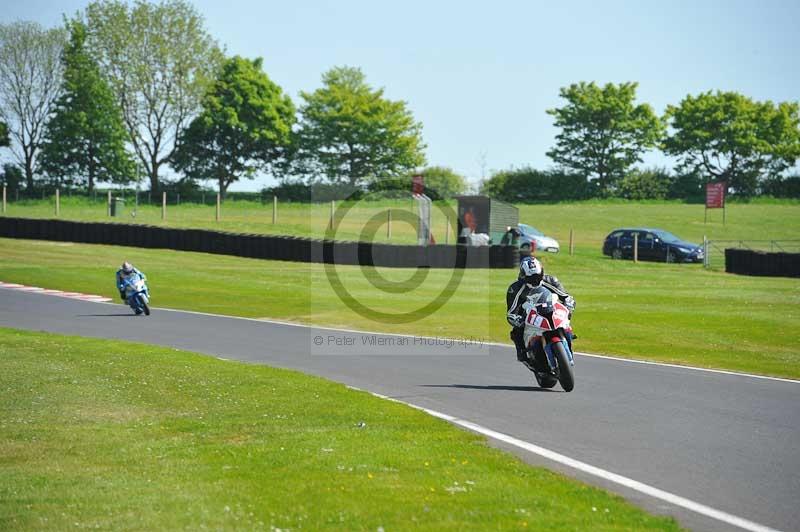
[145,303,800,385]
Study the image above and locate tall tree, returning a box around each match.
[39,19,135,193]
[84,0,222,193]
[546,82,663,195]
[0,21,66,190]
[294,66,426,186]
[663,91,800,197]
[172,56,295,198]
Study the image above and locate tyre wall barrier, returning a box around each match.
[0,217,518,269]
[725,248,800,278]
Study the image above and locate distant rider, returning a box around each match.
[116,261,147,312]
[506,256,576,371]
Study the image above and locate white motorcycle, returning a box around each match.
[521,286,575,392]
[121,274,151,316]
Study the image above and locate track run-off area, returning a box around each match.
[1,285,798,532]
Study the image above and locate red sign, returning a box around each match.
[706,182,726,209]
[412,174,424,195]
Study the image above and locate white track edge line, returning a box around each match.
[146,303,799,385]
[1,283,797,384]
[362,388,782,532]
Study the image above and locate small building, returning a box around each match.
[454,195,519,245]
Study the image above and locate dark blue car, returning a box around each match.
[602,228,704,263]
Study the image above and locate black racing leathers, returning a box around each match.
[506,275,572,362]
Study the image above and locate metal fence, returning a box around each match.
[703,240,800,269]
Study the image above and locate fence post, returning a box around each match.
[569,229,574,255]
[55,188,60,217]
[387,210,392,239]
[703,235,708,268]
[633,232,639,263]
[216,193,221,221]
[107,191,112,217]
[445,215,449,245]
[177,192,180,206]
[162,191,166,220]
[329,200,335,229]
[2,185,6,214]
[273,195,277,224]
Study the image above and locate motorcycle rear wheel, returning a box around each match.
[553,341,574,392]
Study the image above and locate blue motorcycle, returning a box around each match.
[121,273,151,316]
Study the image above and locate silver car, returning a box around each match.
[518,223,560,253]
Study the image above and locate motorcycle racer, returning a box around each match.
[506,256,576,371]
[116,261,148,314]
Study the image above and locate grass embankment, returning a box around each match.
[2,238,798,379]
[0,328,682,530]
[0,196,455,244]
[5,197,799,261]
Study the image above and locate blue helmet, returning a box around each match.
[519,256,543,286]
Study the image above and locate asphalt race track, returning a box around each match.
[2,287,798,532]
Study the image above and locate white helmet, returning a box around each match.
[519,256,543,286]
[121,262,134,274]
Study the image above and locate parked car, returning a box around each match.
[602,228,704,263]
[517,223,560,253]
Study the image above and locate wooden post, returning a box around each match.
[162,191,166,220]
[135,191,139,209]
[633,232,639,263]
[107,191,112,217]
[703,235,708,268]
[387,210,392,239]
[272,195,277,224]
[2,185,6,214]
[329,200,335,229]
[569,229,574,255]
[55,189,60,217]
[216,193,221,221]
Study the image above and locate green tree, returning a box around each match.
[0,120,9,146]
[480,167,592,202]
[0,21,66,191]
[0,163,23,193]
[546,82,663,195]
[84,0,222,193]
[618,167,670,200]
[172,56,295,198]
[417,166,468,198]
[295,66,426,187]
[663,91,800,197]
[39,20,135,193]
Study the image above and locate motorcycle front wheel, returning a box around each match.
[553,341,574,392]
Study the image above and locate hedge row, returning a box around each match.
[0,217,518,269]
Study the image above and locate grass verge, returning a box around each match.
[1,238,799,379]
[0,327,682,530]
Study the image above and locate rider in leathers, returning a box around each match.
[506,256,575,372]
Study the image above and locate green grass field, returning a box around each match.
[0,328,682,530]
[2,237,798,379]
[5,197,799,264]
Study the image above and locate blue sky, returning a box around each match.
[3,0,799,190]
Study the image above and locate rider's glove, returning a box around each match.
[564,296,576,312]
[507,313,524,328]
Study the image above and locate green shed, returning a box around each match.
[454,195,519,244]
